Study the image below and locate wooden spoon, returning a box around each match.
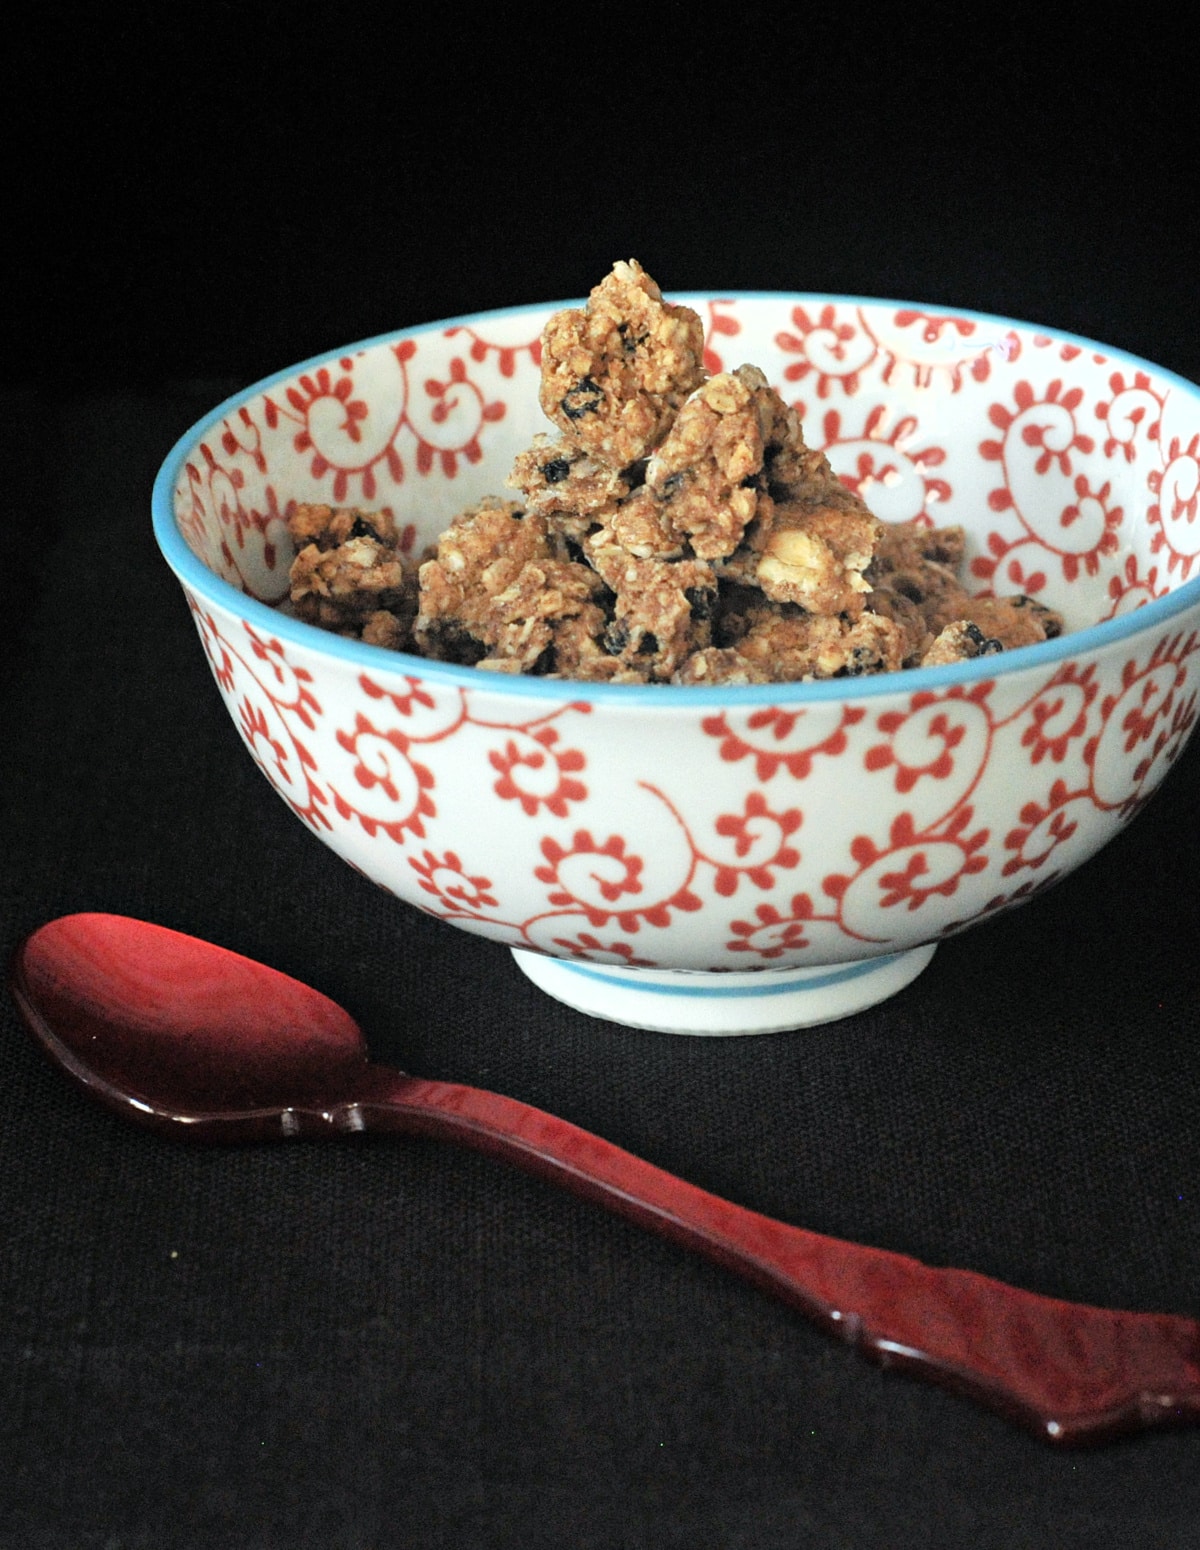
[10,911,1199,1444]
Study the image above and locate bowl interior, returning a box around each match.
[164,293,1200,662]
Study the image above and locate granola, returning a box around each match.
[678,599,910,686]
[538,259,707,467]
[507,434,632,541]
[286,504,414,634]
[284,262,1065,684]
[412,498,606,674]
[638,366,779,560]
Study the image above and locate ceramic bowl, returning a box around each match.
[152,291,1200,1034]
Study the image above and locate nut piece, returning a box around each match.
[752,495,881,618]
[712,439,883,617]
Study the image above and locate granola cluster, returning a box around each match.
[284,261,1063,683]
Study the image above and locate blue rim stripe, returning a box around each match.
[151,293,1200,711]
[552,953,903,998]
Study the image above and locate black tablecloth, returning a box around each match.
[8,14,1200,1547]
[3,379,1197,1548]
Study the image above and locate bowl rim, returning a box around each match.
[152,290,1200,707]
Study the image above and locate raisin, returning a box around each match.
[349,513,383,541]
[832,646,877,678]
[964,621,1004,656]
[425,623,487,666]
[560,376,605,420]
[617,321,649,357]
[542,458,571,484]
[1012,596,1062,638]
[685,587,716,623]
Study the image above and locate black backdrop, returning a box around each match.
[19,7,1200,394]
[6,8,1200,1548]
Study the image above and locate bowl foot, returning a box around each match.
[510,945,937,1036]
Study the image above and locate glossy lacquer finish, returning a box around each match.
[10,914,1200,1445]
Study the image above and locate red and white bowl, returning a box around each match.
[153,293,1200,1034]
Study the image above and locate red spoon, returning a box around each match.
[10,911,1199,1445]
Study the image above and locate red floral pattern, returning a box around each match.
[409,850,498,914]
[549,932,656,968]
[168,295,1200,973]
[1002,782,1081,877]
[702,704,865,780]
[488,726,587,817]
[728,895,816,959]
[1147,434,1200,581]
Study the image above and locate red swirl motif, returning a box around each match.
[171,298,1200,973]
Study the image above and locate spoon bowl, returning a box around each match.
[10,911,1200,1444]
[12,912,375,1127]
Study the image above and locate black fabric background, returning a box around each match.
[5,8,1200,1546]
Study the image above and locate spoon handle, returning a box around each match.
[354,1072,1200,1445]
